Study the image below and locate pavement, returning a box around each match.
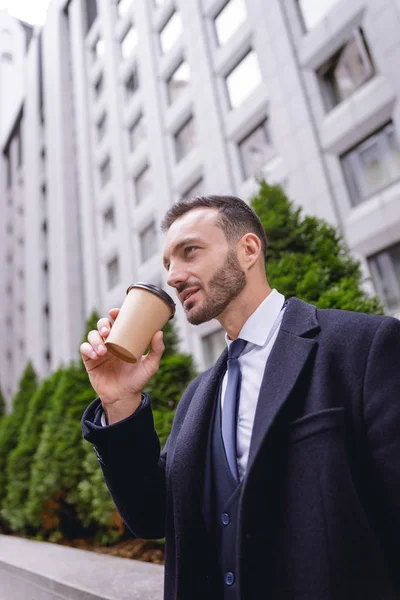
[0,534,164,600]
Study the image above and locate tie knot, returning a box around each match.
[228,338,247,360]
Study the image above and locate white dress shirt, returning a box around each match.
[222,289,286,481]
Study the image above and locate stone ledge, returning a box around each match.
[0,534,164,600]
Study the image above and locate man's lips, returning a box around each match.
[179,287,200,305]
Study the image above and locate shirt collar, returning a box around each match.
[225,289,285,349]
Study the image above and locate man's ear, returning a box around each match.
[240,233,262,269]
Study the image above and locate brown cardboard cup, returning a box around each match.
[105,283,176,363]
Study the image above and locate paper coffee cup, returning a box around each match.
[105,283,176,363]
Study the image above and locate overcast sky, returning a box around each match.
[0,0,51,25]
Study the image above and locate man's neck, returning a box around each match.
[218,284,272,340]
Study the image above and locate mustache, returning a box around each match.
[175,281,202,295]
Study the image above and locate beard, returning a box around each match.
[184,249,246,325]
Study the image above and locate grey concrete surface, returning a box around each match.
[0,534,164,600]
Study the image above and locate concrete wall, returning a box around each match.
[0,535,163,600]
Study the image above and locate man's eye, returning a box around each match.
[185,246,197,255]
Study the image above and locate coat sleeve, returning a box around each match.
[363,316,400,582]
[81,394,168,539]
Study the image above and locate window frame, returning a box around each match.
[318,28,374,111]
[174,115,196,162]
[238,118,273,180]
[134,165,152,205]
[159,11,183,55]
[369,242,400,314]
[124,66,139,101]
[225,48,262,110]
[341,122,400,206]
[139,221,158,263]
[100,156,111,187]
[106,256,120,290]
[213,0,247,47]
[128,113,146,153]
[166,59,190,106]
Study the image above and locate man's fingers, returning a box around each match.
[88,330,108,356]
[97,317,113,338]
[147,331,164,361]
[80,342,98,362]
[109,308,120,321]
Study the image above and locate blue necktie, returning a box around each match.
[222,338,247,482]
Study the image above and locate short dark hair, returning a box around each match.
[160,195,268,261]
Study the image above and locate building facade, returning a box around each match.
[1,0,400,406]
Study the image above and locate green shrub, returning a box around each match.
[0,386,5,419]
[2,370,63,532]
[25,363,95,536]
[68,440,120,545]
[0,363,38,507]
[251,181,383,314]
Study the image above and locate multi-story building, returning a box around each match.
[1,0,400,407]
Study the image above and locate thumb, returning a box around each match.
[144,331,165,368]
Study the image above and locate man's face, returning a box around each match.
[163,208,246,325]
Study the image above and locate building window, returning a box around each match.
[107,256,120,289]
[174,116,196,162]
[167,60,190,105]
[214,0,247,46]
[16,126,22,166]
[297,0,340,31]
[103,205,116,236]
[96,113,107,141]
[318,29,374,110]
[202,328,226,369]
[121,25,138,60]
[124,68,139,100]
[117,0,132,18]
[100,156,111,187]
[94,73,104,97]
[238,119,273,180]
[92,37,105,62]
[134,165,152,204]
[85,0,98,33]
[226,50,262,109]
[369,242,400,315]
[160,11,182,55]
[342,123,400,206]
[5,152,12,188]
[128,113,146,152]
[139,221,158,262]
[181,177,204,201]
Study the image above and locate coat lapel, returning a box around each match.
[246,298,320,478]
[171,348,228,532]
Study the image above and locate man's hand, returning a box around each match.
[80,308,165,424]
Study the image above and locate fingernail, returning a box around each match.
[98,345,105,352]
[91,351,97,359]
[101,327,108,334]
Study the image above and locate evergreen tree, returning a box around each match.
[25,312,100,538]
[0,363,38,506]
[81,310,101,344]
[0,385,5,419]
[251,181,383,313]
[25,362,95,537]
[2,370,63,532]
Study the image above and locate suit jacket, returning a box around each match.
[82,298,400,599]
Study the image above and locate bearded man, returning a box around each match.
[81,195,400,600]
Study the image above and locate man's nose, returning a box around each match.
[166,262,188,289]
